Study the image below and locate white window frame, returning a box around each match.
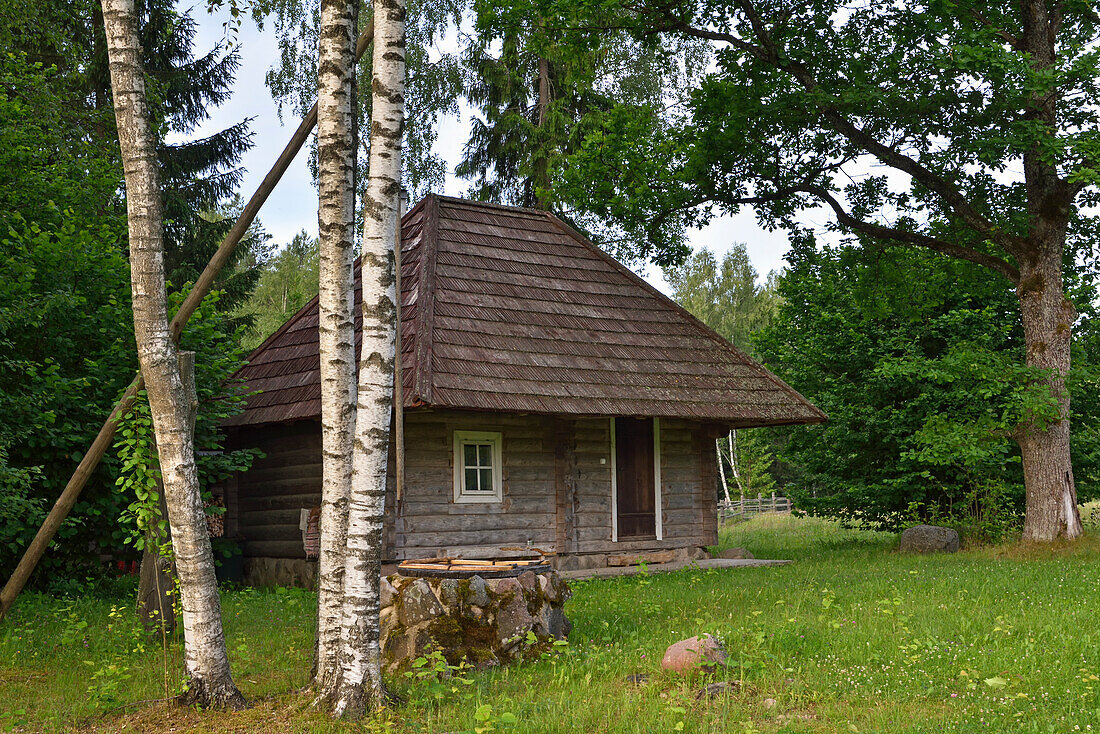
[453,430,504,503]
[609,417,663,542]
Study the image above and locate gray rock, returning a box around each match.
[517,570,538,593]
[380,576,397,608]
[490,576,521,600]
[410,625,434,660]
[661,635,728,673]
[538,574,555,602]
[532,604,551,637]
[380,605,397,637]
[496,588,534,644]
[467,575,491,607]
[548,607,571,638]
[399,578,445,627]
[540,572,571,604]
[899,524,960,553]
[697,681,738,699]
[437,578,461,609]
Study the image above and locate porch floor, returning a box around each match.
[559,557,792,581]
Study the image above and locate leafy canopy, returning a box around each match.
[553,0,1100,285]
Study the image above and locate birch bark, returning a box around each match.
[729,431,745,501]
[314,0,359,702]
[333,0,405,716]
[716,435,731,505]
[101,0,244,710]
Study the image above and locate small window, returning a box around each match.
[453,431,503,503]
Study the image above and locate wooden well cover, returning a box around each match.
[397,558,551,579]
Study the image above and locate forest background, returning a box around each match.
[2,0,1098,592]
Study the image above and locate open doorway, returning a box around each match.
[614,417,659,539]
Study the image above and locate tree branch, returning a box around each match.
[968,7,1025,50]
[667,7,1030,260]
[798,184,1021,284]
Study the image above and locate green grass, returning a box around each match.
[6,515,1100,732]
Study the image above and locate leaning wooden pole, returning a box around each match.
[0,22,376,621]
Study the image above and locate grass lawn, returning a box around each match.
[5,515,1100,732]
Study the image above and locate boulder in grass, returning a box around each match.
[714,547,754,560]
[661,634,727,673]
[899,524,960,553]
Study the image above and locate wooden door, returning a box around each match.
[616,417,655,538]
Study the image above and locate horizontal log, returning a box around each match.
[241,507,308,526]
[241,463,322,482]
[399,497,553,515]
[240,491,322,512]
[575,538,696,553]
[400,528,555,547]
[402,512,556,534]
[247,445,323,466]
[242,540,306,559]
[500,467,557,482]
[241,523,302,541]
[396,544,560,560]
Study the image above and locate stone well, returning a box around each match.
[379,568,572,672]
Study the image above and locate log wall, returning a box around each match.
[229,411,718,569]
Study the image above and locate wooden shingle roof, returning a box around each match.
[225,195,825,427]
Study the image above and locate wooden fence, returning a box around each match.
[718,494,793,525]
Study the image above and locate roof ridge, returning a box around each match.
[540,211,827,423]
[240,290,322,365]
[411,194,442,404]
[432,194,550,219]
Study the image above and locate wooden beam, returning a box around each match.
[553,418,576,557]
[0,22,376,621]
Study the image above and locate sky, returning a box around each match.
[186,5,795,293]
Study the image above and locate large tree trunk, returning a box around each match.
[101,0,244,709]
[533,56,551,209]
[1017,252,1081,542]
[314,0,359,704]
[333,0,404,717]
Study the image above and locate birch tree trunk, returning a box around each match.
[101,0,245,710]
[715,437,731,505]
[314,0,359,703]
[729,431,745,501]
[334,0,405,716]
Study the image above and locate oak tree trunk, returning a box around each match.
[101,0,244,709]
[333,0,405,717]
[314,0,359,704]
[1017,253,1081,541]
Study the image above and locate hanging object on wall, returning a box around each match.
[300,507,321,559]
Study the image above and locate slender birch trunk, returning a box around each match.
[333,0,405,716]
[729,430,745,501]
[101,0,244,710]
[314,0,359,702]
[716,436,731,505]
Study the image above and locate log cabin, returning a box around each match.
[221,195,825,586]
